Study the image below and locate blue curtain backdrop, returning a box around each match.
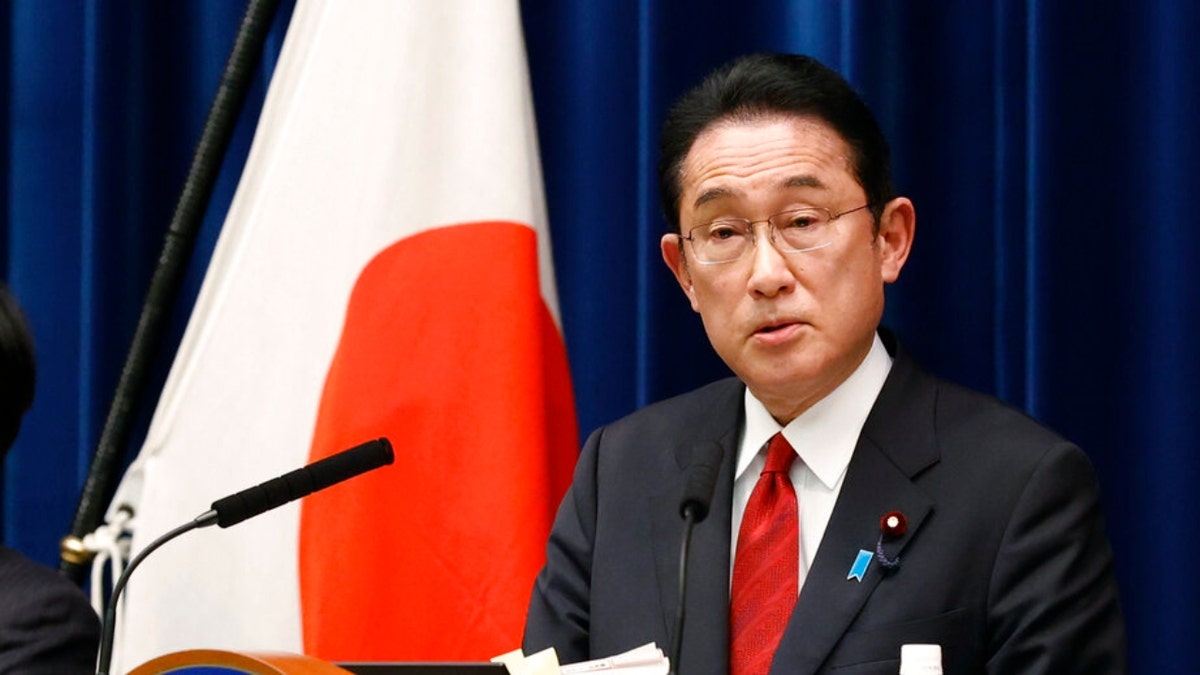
[0,1,1195,671]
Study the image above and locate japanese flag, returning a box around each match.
[109,0,576,668]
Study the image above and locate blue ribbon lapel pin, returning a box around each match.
[848,549,872,582]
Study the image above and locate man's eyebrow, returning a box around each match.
[692,186,733,210]
[783,174,825,190]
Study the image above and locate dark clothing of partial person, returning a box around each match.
[0,545,100,674]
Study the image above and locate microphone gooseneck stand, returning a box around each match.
[669,503,704,675]
[95,511,218,675]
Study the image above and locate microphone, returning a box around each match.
[669,442,723,675]
[209,436,394,527]
[678,442,722,523]
[95,437,394,675]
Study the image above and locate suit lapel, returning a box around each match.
[771,341,941,675]
[771,438,934,674]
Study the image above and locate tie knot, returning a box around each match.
[763,433,795,474]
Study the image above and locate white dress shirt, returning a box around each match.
[731,333,892,589]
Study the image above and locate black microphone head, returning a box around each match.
[210,437,395,528]
[679,441,723,523]
[308,437,394,492]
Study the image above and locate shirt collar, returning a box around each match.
[737,333,893,489]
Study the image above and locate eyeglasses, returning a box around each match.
[681,203,872,265]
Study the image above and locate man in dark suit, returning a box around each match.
[523,54,1125,674]
[0,284,101,673]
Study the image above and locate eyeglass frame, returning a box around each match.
[679,203,874,265]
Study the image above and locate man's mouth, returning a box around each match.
[755,319,803,335]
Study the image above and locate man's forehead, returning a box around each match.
[691,174,829,211]
[680,115,854,207]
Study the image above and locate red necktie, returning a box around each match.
[730,433,799,675]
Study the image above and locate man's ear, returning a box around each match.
[876,197,916,283]
[661,233,700,312]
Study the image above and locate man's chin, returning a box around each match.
[741,363,825,400]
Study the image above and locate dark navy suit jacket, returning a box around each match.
[0,546,100,674]
[524,334,1126,674]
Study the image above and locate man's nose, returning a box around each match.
[747,222,794,296]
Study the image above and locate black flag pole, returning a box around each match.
[59,0,283,583]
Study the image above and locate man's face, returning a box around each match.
[660,114,914,423]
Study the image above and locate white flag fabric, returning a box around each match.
[107,0,576,668]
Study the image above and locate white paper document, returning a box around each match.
[493,643,669,675]
[560,643,669,675]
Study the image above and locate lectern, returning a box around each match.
[129,649,351,674]
[129,650,509,675]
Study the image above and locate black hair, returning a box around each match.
[0,284,36,457]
